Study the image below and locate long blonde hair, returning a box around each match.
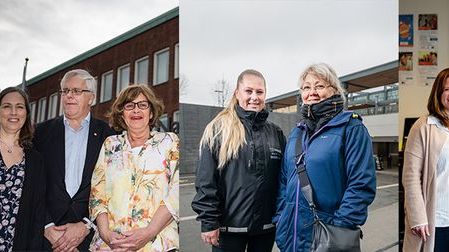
[200,69,266,169]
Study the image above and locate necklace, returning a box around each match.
[0,139,14,153]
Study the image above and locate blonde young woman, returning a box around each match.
[191,69,286,252]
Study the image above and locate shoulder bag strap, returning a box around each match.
[295,128,316,210]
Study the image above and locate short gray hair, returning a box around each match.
[60,69,97,97]
[299,63,346,103]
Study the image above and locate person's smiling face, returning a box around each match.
[235,74,266,112]
[122,93,153,133]
[0,92,27,134]
[301,74,336,105]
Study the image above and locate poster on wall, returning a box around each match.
[418,51,438,86]
[418,14,437,30]
[399,14,413,47]
[419,33,438,50]
[418,14,438,50]
[399,52,414,85]
[418,51,437,66]
[416,14,438,87]
[399,52,413,71]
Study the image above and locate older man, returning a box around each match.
[34,69,115,251]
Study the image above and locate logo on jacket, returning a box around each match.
[270,147,282,160]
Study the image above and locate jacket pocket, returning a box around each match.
[275,203,294,251]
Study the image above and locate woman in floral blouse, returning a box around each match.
[89,84,179,252]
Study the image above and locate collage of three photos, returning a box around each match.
[0,0,448,251]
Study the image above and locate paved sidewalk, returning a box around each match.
[362,202,399,251]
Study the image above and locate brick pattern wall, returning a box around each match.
[27,16,179,124]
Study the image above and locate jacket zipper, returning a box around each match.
[292,123,333,250]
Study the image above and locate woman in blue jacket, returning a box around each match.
[274,63,376,251]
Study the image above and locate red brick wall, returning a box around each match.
[27,16,179,126]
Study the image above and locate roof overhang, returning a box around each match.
[266,60,398,110]
[341,60,398,93]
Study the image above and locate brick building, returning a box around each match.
[26,7,179,131]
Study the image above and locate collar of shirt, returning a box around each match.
[427,115,449,133]
[63,113,91,132]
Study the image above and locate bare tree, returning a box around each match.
[179,74,189,98]
[212,77,231,107]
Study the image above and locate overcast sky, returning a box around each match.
[0,0,178,90]
[180,0,398,106]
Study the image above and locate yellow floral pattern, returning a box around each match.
[89,131,179,251]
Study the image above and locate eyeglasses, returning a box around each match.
[59,88,92,96]
[123,101,150,111]
[300,84,332,93]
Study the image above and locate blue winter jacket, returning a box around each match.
[274,111,376,252]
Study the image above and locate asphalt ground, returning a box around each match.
[179,168,399,252]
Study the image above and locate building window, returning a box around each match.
[173,110,179,123]
[135,56,149,84]
[174,43,179,79]
[59,96,64,116]
[387,89,398,100]
[153,48,170,85]
[100,71,113,102]
[159,113,169,132]
[30,102,36,123]
[91,76,98,107]
[37,97,47,123]
[48,92,59,119]
[117,64,130,95]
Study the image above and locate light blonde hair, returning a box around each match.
[200,69,266,169]
[299,63,347,104]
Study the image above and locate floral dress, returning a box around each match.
[0,156,25,252]
[89,131,179,252]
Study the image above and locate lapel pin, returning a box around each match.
[94,132,98,136]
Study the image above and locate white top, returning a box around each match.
[63,113,90,198]
[428,116,449,227]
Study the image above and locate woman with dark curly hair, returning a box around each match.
[89,84,179,252]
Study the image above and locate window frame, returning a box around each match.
[30,101,36,123]
[134,56,149,85]
[174,43,179,79]
[48,92,59,119]
[117,63,130,95]
[100,70,114,103]
[153,47,170,85]
[37,97,47,123]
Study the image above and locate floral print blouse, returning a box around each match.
[0,156,25,252]
[89,131,179,252]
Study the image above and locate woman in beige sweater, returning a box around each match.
[403,68,449,252]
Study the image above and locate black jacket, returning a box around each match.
[33,116,115,250]
[192,106,286,234]
[12,148,45,251]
